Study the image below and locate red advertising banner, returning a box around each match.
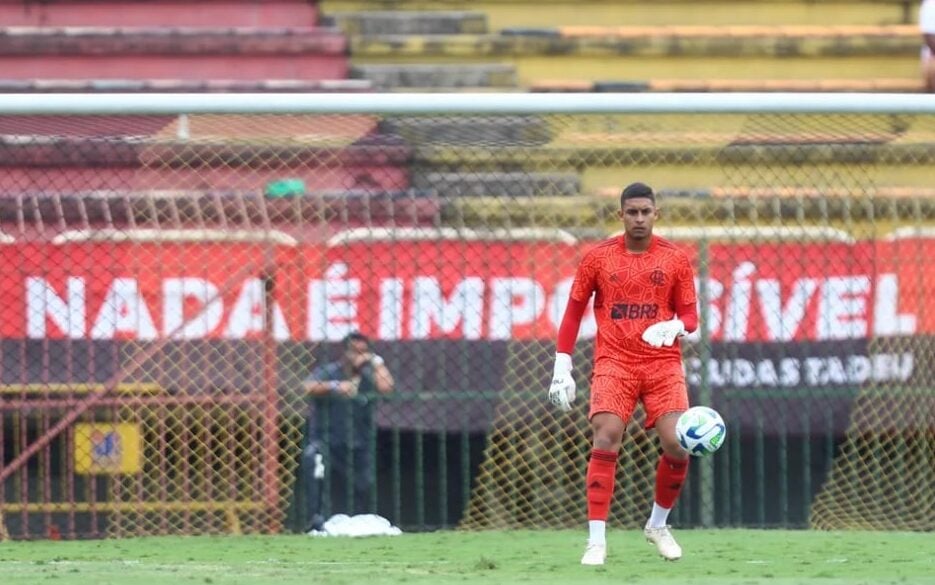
[1,237,930,342]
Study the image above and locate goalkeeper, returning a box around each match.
[548,182,699,566]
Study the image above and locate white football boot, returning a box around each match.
[580,541,607,566]
[644,526,682,561]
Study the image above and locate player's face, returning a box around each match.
[619,198,659,240]
[343,339,371,369]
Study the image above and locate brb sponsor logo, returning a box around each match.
[611,303,659,320]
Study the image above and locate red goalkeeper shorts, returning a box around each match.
[588,372,689,429]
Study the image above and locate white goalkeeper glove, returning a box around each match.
[641,318,687,348]
[548,353,576,412]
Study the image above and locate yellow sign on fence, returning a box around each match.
[74,423,142,475]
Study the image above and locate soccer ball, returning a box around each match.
[676,406,726,457]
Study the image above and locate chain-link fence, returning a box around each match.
[0,95,932,539]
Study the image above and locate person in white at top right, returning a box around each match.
[920,0,935,92]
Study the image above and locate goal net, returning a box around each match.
[0,94,931,537]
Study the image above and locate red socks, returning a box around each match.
[586,449,618,520]
[654,453,689,509]
[587,450,688,521]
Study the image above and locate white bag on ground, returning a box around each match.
[308,514,403,537]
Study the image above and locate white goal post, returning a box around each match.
[1,92,934,115]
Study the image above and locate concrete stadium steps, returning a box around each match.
[0,26,348,80]
[0,126,412,193]
[443,191,935,234]
[412,171,580,197]
[0,111,387,141]
[321,0,917,28]
[529,78,925,93]
[7,186,929,239]
[0,79,373,93]
[352,63,516,89]
[0,190,442,238]
[382,114,934,199]
[0,114,177,137]
[414,143,935,197]
[1,188,928,240]
[349,26,921,84]
[405,111,935,197]
[0,116,413,226]
[0,0,320,27]
[327,10,486,35]
[379,115,550,146]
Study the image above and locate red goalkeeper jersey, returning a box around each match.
[569,235,697,378]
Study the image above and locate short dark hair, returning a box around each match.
[342,331,370,349]
[620,182,655,208]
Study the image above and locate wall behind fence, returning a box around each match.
[0,101,932,538]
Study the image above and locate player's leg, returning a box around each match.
[581,375,638,566]
[327,442,354,516]
[649,412,689,529]
[642,375,690,560]
[301,440,326,532]
[352,443,374,515]
[582,411,625,565]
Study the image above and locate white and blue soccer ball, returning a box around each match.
[676,406,726,457]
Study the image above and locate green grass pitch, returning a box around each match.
[1,529,932,585]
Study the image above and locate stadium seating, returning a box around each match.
[306,0,933,232]
[0,0,352,81]
[0,112,435,240]
[348,25,921,91]
[0,0,320,27]
[0,1,365,88]
[0,79,371,93]
[4,0,931,238]
[325,0,917,29]
[323,0,923,92]
[0,26,348,81]
[0,1,434,235]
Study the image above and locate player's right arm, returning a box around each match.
[921,0,935,90]
[549,254,597,412]
[304,365,357,397]
[923,0,935,48]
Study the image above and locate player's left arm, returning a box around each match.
[642,251,698,347]
[673,252,698,335]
